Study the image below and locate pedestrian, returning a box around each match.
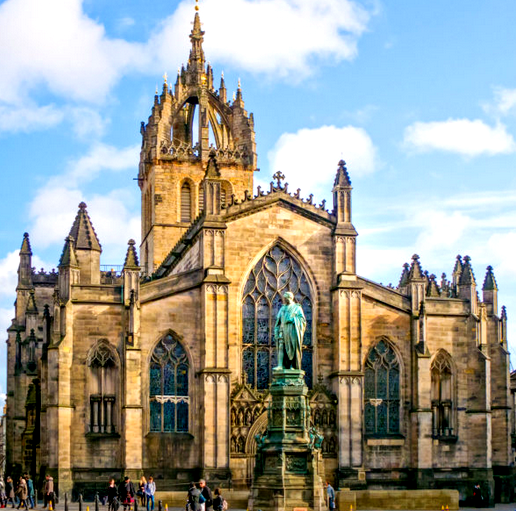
[5,477,15,509]
[118,477,135,511]
[24,475,34,509]
[43,475,54,510]
[473,483,483,508]
[212,489,226,511]
[106,479,118,511]
[138,477,146,507]
[0,478,7,508]
[325,481,335,510]
[187,483,201,511]
[16,477,28,510]
[198,480,212,511]
[144,477,155,511]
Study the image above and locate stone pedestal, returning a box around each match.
[250,369,325,511]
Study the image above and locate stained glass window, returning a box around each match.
[242,245,313,390]
[364,339,400,436]
[431,352,454,437]
[149,334,189,432]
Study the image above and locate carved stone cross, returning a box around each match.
[272,171,285,188]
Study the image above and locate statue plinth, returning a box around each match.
[250,368,325,511]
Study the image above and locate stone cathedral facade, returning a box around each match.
[5,12,515,504]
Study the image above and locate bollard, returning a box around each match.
[158,500,163,511]
[65,493,69,511]
[165,505,168,511]
[95,493,100,511]
[134,498,138,511]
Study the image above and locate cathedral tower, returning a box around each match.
[138,12,257,274]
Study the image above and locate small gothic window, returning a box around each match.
[181,182,192,223]
[149,333,189,433]
[88,341,118,434]
[242,244,313,390]
[364,339,400,436]
[431,352,454,437]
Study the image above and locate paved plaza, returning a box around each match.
[20,503,516,511]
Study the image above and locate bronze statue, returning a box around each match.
[274,291,306,370]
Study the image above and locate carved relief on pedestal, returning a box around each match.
[230,380,338,458]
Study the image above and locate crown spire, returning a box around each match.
[188,11,205,79]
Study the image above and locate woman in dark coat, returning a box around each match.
[106,478,119,511]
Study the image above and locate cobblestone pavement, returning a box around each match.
[15,503,516,511]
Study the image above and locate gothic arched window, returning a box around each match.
[149,333,189,433]
[364,339,400,436]
[88,341,118,434]
[181,182,192,223]
[242,244,313,390]
[431,351,454,437]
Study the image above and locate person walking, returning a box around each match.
[144,477,155,511]
[106,479,118,511]
[5,477,15,509]
[198,480,212,511]
[43,476,54,510]
[16,477,28,510]
[187,483,201,511]
[212,489,226,511]
[138,477,146,507]
[24,475,34,509]
[325,481,335,510]
[119,477,135,511]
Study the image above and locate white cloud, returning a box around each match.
[0,0,146,104]
[0,103,64,133]
[62,143,140,186]
[484,87,516,117]
[403,118,516,157]
[28,143,141,256]
[151,0,373,79]
[69,107,109,140]
[267,125,378,199]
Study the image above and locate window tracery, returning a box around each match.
[364,339,400,436]
[242,244,313,390]
[88,340,118,435]
[149,333,189,433]
[431,351,454,438]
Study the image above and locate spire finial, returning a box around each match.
[163,72,168,85]
[195,0,200,11]
[238,78,241,89]
[333,159,351,188]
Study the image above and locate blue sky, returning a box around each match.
[1,0,516,403]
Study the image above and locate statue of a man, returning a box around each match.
[274,291,306,370]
